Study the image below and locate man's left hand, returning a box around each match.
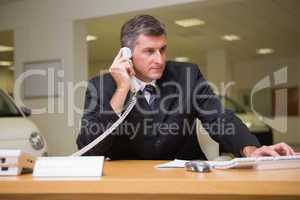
[242,143,296,157]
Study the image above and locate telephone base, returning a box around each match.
[0,149,35,176]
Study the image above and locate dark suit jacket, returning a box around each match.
[77,61,260,160]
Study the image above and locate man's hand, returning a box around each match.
[242,143,296,157]
[109,49,135,115]
[109,48,135,91]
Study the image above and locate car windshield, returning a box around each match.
[219,96,246,114]
[0,90,22,117]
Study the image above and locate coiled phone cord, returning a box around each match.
[71,94,137,156]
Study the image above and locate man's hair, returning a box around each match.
[121,15,167,49]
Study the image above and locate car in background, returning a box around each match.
[0,89,47,156]
[219,96,273,146]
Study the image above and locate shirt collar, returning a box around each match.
[132,76,156,92]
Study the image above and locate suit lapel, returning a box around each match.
[155,73,179,123]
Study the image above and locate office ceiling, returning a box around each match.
[0,0,22,6]
[0,0,299,70]
[86,0,300,69]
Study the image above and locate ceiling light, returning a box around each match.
[175,18,205,27]
[0,45,14,52]
[174,57,190,62]
[221,34,241,41]
[256,48,274,55]
[86,35,98,42]
[0,61,13,66]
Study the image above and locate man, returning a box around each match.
[77,15,295,160]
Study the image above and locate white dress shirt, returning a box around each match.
[115,77,156,117]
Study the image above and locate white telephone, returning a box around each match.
[120,47,140,93]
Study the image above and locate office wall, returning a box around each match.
[0,0,197,155]
[89,61,111,79]
[0,68,13,94]
[232,56,300,144]
[232,57,299,89]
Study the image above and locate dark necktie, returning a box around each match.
[143,84,158,110]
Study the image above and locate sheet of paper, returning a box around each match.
[155,159,190,168]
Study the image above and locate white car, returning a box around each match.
[0,89,47,156]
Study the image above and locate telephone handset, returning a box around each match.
[120,47,140,93]
[71,48,139,156]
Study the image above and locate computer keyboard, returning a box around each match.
[207,155,300,170]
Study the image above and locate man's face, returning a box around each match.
[132,34,167,82]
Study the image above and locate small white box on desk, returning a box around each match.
[33,156,104,178]
[0,149,35,176]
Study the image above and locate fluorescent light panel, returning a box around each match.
[174,57,190,62]
[175,18,205,27]
[0,45,14,52]
[0,61,13,66]
[256,48,274,55]
[86,35,98,42]
[221,34,240,41]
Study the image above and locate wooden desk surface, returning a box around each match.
[0,160,300,200]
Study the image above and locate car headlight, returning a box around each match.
[244,122,252,128]
[29,132,45,150]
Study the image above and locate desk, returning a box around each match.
[0,160,299,200]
